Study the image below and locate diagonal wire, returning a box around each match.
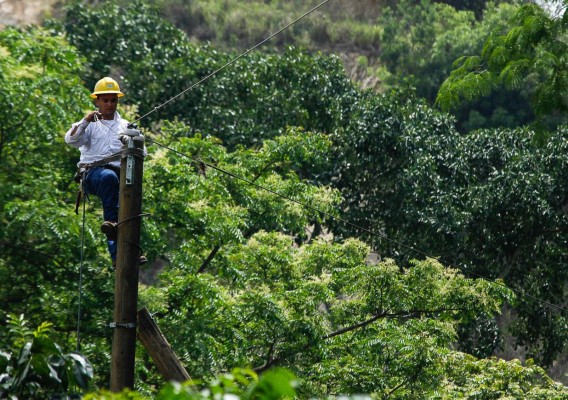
[130,0,332,126]
[147,137,568,314]
[120,0,566,315]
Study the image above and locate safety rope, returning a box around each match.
[130,0,332,126]
[76,192,87,352]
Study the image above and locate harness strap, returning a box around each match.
[74,189,82,215]
[74,168,86,215]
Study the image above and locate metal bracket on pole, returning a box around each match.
[126,154,135,186]
[122,127,142,186]
[110,322,137,329]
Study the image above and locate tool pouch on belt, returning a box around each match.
[74,169,83,183]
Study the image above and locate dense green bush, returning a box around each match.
[379,0,533,131]
[437,1,568,131]
[0,315,93,399]
[2,1,568,396]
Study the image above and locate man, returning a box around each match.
[65,77,146,268]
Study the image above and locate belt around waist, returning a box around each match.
[102,164,121,175]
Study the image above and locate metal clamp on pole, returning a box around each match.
[109,322,137,329]
[120,137,145,186]
[126,153,135,186]
[122,126,141,138]
[123,126,141,186]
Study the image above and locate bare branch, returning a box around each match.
[197,245,221,274]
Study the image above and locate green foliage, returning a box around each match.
[84,368,299,399]
[379,0,477,101]
[379,0,532,131]
[331,86,568,366]
[84,359,568,399]
[58,0,356,147]
[443,353,568,398]
[142,122,338,266]
[0,25,116,392]
[437,1,568,128]
[55,0,192,95]
[0,26,89,164]
[159,368,297,400]
[2,3,568,397]
[0,315,93,399]
[135,121,541,397]
[136,123,518,394]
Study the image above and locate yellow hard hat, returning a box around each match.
[90,77,124,98]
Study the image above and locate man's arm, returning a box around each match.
[65,110,103,147]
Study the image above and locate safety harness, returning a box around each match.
[74,152,123,215]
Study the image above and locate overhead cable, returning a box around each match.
[130,0,332,126]
[148,137,568,314]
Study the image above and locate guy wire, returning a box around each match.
[119,0,566,315]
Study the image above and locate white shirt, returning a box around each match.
[65,112,128,168]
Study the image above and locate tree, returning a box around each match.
[330,86,568,369]
[58,0,192,95]
[133,122,553,398]
[0,25,90,326]
[0,26,89,163]
[437,1,568,130]
[379,0,533,131]
[0,26,118,391]
[0,314,93,399]
[441,353,567,398]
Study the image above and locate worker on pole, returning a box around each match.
[65,77,146,268]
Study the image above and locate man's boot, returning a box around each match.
[101,221,117,241]
[112,255,148,269]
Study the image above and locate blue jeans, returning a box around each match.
[84,166,119,260]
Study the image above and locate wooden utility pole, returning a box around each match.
[137,307,191,382]
[110,133,145,392]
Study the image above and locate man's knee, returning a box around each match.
[100,169,119,187]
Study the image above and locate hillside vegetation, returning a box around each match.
[9,0,531,130]
[74,0,535,131]
[2,0,568,398]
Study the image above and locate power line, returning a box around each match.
[147,137,568,314]
[116,0,566,314]
[72,0,333,351]
[130,0,332,126]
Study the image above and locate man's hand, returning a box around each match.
[85,110,103,122]
[69,110,103,137]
